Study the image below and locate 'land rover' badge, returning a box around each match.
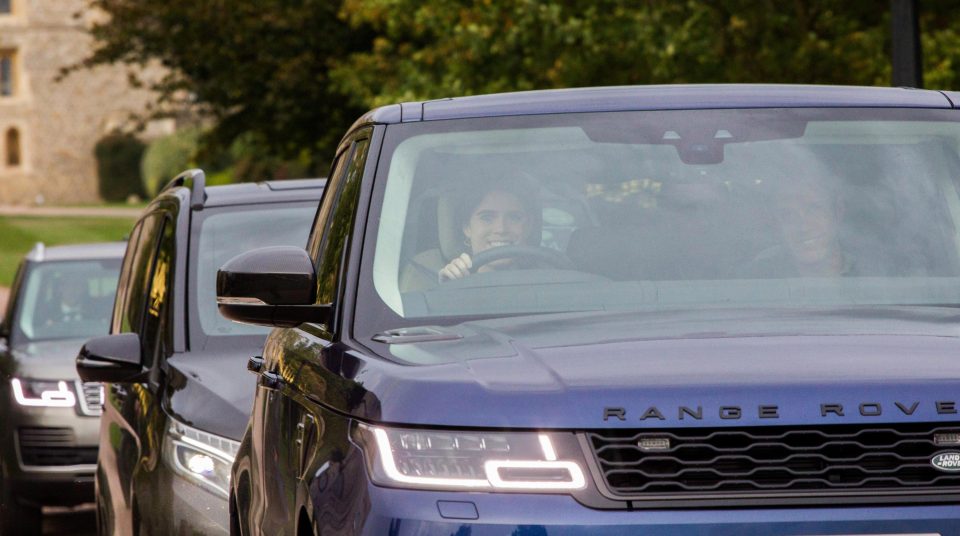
[930,451,960,472]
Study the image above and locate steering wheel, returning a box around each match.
[469,245,573,273]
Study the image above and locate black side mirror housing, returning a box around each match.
[76,332,146,383]
[216,246,331,328]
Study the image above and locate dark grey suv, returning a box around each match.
[0,241,124,535]
[76,170,324,535]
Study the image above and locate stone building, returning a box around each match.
[0,0,165,204]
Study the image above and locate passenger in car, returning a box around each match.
[749,175,854,277]
[438,175,541,282]
[47,276,88,325]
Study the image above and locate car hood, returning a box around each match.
[165,347,260,441]
[2,338,89,381]
[345,307,960,429]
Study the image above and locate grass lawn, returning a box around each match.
[0,216,135,286]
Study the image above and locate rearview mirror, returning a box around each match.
[216,246,331,328]
[76,333,146,383]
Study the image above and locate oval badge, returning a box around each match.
[931,451,960,472]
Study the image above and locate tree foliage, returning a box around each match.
[94,133,147,202]
[76,0,960,172]
[75,0,371,171]
[334,0,897,106]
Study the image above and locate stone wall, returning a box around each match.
[0,0,162,205]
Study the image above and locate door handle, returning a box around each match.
[260,371,282,390]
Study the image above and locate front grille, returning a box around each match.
[17,427,96,467]
[20,447,97,467]
[588,423,960,498]
[77,381,103,416]
[18,427,74,448]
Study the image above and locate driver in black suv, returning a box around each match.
[439,176,541,281]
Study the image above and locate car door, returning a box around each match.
[129,212,177,535]
[251,131,371,535]
[98,210,168,534]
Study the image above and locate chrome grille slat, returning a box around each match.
[16,427,95,467]
[17,427,74,447]
[77,381,103,416]
[589,423,960,497]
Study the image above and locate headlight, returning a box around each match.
[162,420,239,499]
[11,378,76,407]
[354,423,587,492]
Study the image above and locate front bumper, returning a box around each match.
[1,400,99,506]
[358,487,960,535]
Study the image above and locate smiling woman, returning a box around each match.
[438,174,540,282]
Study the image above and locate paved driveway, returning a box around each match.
[44,506,96,535]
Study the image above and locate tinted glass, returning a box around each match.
[314,137,369,305]
[111,222,141,334]
[360,108,960,330]
[14,259,121,343]
[192,204,316,344]
[119,213,161,334]
[141,218,174,366]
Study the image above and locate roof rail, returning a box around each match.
[27,242,45,262]
[161,169,207,210]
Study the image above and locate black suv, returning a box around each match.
[76,170,324,535]
[218,86,960,535]
[0,241,123,535]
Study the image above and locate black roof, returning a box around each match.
[165,178,326,209]
[353,84,958,128]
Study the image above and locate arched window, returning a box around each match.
[6,127,20,167]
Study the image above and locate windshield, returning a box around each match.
[359,108,960,332]
[191,203,316,348]
[14,259,120,343]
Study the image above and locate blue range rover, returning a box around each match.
[217,85,960,535]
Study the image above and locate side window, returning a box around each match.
[141,218,175,367]
[117,213,162,335]
[306,152,350,258]
[0,261,25,337]
[111,221,142,334]
[312,136,370,306]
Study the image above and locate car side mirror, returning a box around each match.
[76,333,146,383]
[216,246,331,328]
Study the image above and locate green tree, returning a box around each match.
[94,132,147,202]
[72,0,371,172]
[74,0,960,170]
[334,0,960,106]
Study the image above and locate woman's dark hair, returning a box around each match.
[455,171,541,234]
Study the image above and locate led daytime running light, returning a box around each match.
[11,379,76,407]
[373,428,490,488]
[485,460,586,489]
[177,435,235,464]
[369,426,586,491]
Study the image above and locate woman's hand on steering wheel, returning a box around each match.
[438,253,473,282]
